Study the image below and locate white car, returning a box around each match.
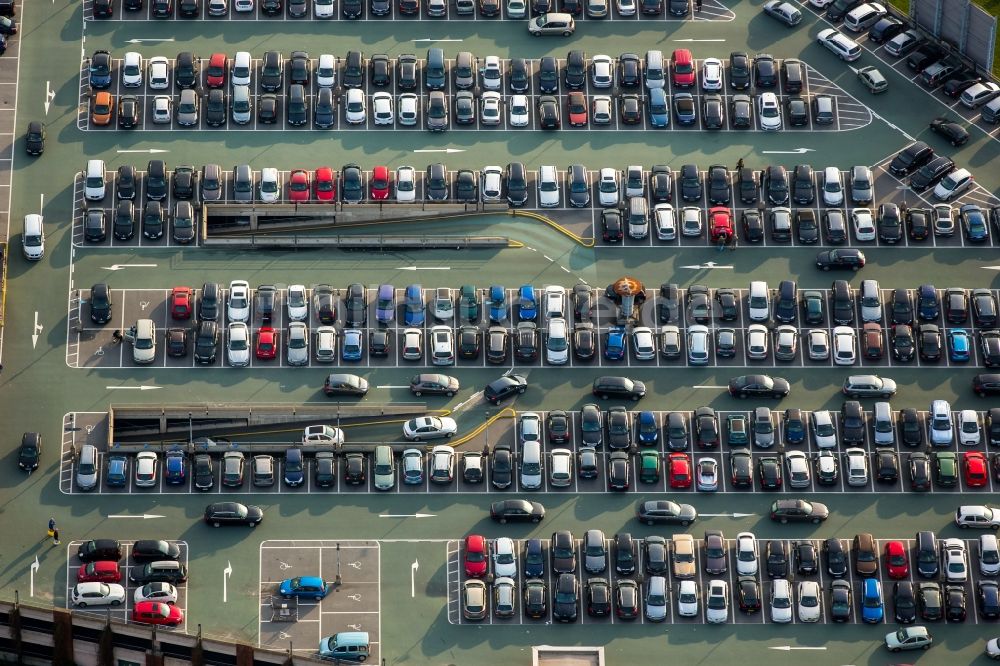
[396,166,417,202]
[398,93,418,126]
[372,92,394,125]
[592,95,613,125]
[696,457,718,491]
[147,56,170,89]
[845,447,869,486]
[545,318,569,365]
[785,451,811,488]
[509,95,529,127]
[929,399,953,445]
[654,204,676,240]
[482,166,503,202]
[314,0,335,16]
[598,168,620,207]
[816,28,863,61]
[677,579,699,617]
[122,52,143,87]
[701,58,723,91]
[758,92,782,131]
[492,537,517,577]
[797,581,822,622]
[812,410,837,448]
[481,92,502,126]
[303,425,345,444]
[402,327,423,361]
[833,326,857,365]
[705,580,729,623]
[852,208,876,241]
[943,538,968,582]
[736,532,758,575]
[480,56,503,91]
[403,416,458,441]
[550,447,573,484]
[345,88,367,124]
[315,326,337,362]
[134,582,178,605]
[432,292,453,321]
[746,324,770,360]
[543,285,566,319]
[955,505,1000,529]
[770,578,793,623]
[259,167,280,203]
[72,582,126,608]
[816,449,839,481]
[227,280,250,322]
[632,327,656,360]
[615,0,635,15]
[286,322,309,366]
[506,0,526,17]
[316,54,337,87]
[687,325,710,365]
[933,168,973,201]
[774,325,798,361]
[591,55,614,88]
[959,409,981,445]
[538,166,560,207]
[822,166,844,206]
[151,95,173,124]
[681,206,702,236]
[286,285,308,321]
[134,451,157,486]
[227,322,250,366]
[933,204,955,235]
[807,328,830,361]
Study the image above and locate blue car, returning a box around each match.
[636,411,659,445]
[342,329,364,361]
[948,329,971,362]
[279,576,331,600]
[518,285,537,321]
[165,450,186,485]
[106,455,128,487]
[961,204,988,243]
[673,92,697,125]
[604,326,626,361]
[861,578,884,623]
[403,284,424,325]
[648,88,669,128]
[917,284,939,320]
[489,285,508,322]
[524,538,545,578]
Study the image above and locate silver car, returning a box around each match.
[176,89,199,126]
[784,451,811,488]
[807,328,830,360]
[286,322,308,366]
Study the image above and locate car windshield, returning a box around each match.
[680,590,697,604]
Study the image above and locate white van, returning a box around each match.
[22,214,44,261]
[645,50,665,89]
[231,51,252,87]
[546,317,569,365]
[538,165,559,207]
[520,440,542,489]
[84,159,106,200]
[748,281,770,321]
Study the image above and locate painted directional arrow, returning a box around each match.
[44,81,55,115]
[692,385,727,389]
[410,559,419,598]
[680,262,733,270]
[768,646,827,651]
[100,263,158,271]
[700,513,757,518]
[412,38,464,42]
[108,513,165,519]
[126,38,176,43]
[106,385,163,391]
[983,266,1000,271]
[673,38,726,42]
[413,148,465,154]
[30,556,39,597]
[116,149,169,154]
[397,266,451,271]
[223,561,233,603]
[32,311,43,349]
[379,513,437,518]
[761,148,815,154]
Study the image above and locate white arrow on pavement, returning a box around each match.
[108,513,165,519]
[32,311,42,349]
[376,385,411,389]
[223,561,233,603]
[44,81,55,115]
[680,262,734,270]
[413,148,465,154]
[761,148,815,154]
[379,513,437,518]
[100,263,158,271]
[983,266,1000,271]
[396,266,451,271]
[701,512,757,518]
[768,646,827,651]
[126,38,176,43]
[410,559,419,598]
[30,556,39,597]
[673,38,727,42]
[692,385,727,389]
[116,149,169,154]
[452,393,482,412]
[106,385,163,391]
[412,38,464,42]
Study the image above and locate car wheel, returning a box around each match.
[446,391,454,397]
[111,600,121,606]
[646,519,655,526]
[562,31,571,36]
[518,387,526,394]
[780,518,788,524]
[533,32,541,37]
[739,392,748,399]
[811,518,821,524]
[822,266,830,271]
[958,523,969,529]
[445,432,454,438]
[413,391,421,396]
[601,394,609,399]
[890,647,900,653]
[358,656,367,662]
[250,521,257,527]
[499,517,508,524]
[773,393,783,399]
[77,602,87,608]
[213,521,221,527]
[680,520,689,526]
[531,517,540,523]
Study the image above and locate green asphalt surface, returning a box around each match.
[2,0,1000,663]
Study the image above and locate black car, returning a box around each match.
[918,324,942,361]
[928,117,970,146]
[287,85,307,126]
[257,94,278,124]
[490,499,545,524]
[764,165,789,205]
[907,44,945,72]
[900,408,923,446]
[205,89,226,127]
[841,401,864,443]
[981,333,1000,368]
[830,580,852,622]
[759,457,782,490]
[620,95,642,124]
[593,376,646,401]
[765,540,789,578]
[166,328,188,357]
[878,203,903,243]
[945,287,969,323]
[679,164,701,201]
[341,164,364,203]
[539,56,559,93]
[736,168,758,204]
[614,533,636,575]
[824,538,848,577]
[116,165,136,201]
[816,249,865,271]
[551,530,576,573]
[538,96,560,129]
[259,51,284,92]
[574,323,596,360]
[490,443,513,489]
[918,583,943,621]
[728,374,790,399]
[869,16,905,44]
[171,165,196,200]
[204,502,263,527]
[131,539,181,562]
[730,451,752,488]
[707,165,730,205]
[889,141,934,176]
[888,289,913,325]
[876,449,899,482]
[973,373,1000,397]
[636,500,696,526]
[146,160,167,201]
[769,499,828,523]
[795,210,819,244]
[738,576,761,613]
[508,58,529,92]
[344,453,365,484]
[694,407,719,448]
[455,91,476,125]
[729,51,751,89]
[795,541,818,575]
[77,539,122,563]
[907,208,931,240]
[754,54,777,87]
[84,208,107,243]
[18,432,41,472]
[715,289,739,321]
[586,578,611,617]
[909,155,955,191]
[942,72,982,98]
[946,585,967,622]
[826,0,866,21]
[973,289,998,326]
[891,324,915,361]
[565,50,586,89]
[619,53,641,87]
[174,52,199,88]
[791,164,814,204]
[979,582,1000,620]
[25,121,45,156]
[553,573,579,622]
[484,373,528,404]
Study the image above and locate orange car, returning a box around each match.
[92,92,113,126]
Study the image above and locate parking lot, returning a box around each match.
[0,9,21,244]
[446,534,997,626]
[64,540,190,630]
[76,53,869,133]
[258,540,380,657]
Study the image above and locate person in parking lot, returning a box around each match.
[696,0,702,10]
[736,158,744,171]
[728,234,737,252]
[112,329,123,344]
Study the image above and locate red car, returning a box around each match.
[671,49,695,87]
[464,534,488,577]
[170,286,194,320]
[314,167,336,201]
[567,91,587,127]
[965,452,988,488]
[206,53,227,88]
[884,540,909,579]
[370,166,391,200]
[668,452,692,489]
[288,169,311,202]
[256,326,277,360]
[708,207,734,242]
[77,560,121,584]
[132,601,184,627]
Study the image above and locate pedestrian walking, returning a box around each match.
[695,0,702,10]
[728,234,738,252]
[736,158,744,172]
[52,528,60,546]
[48,518,55,536]
[111,329,123,344]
